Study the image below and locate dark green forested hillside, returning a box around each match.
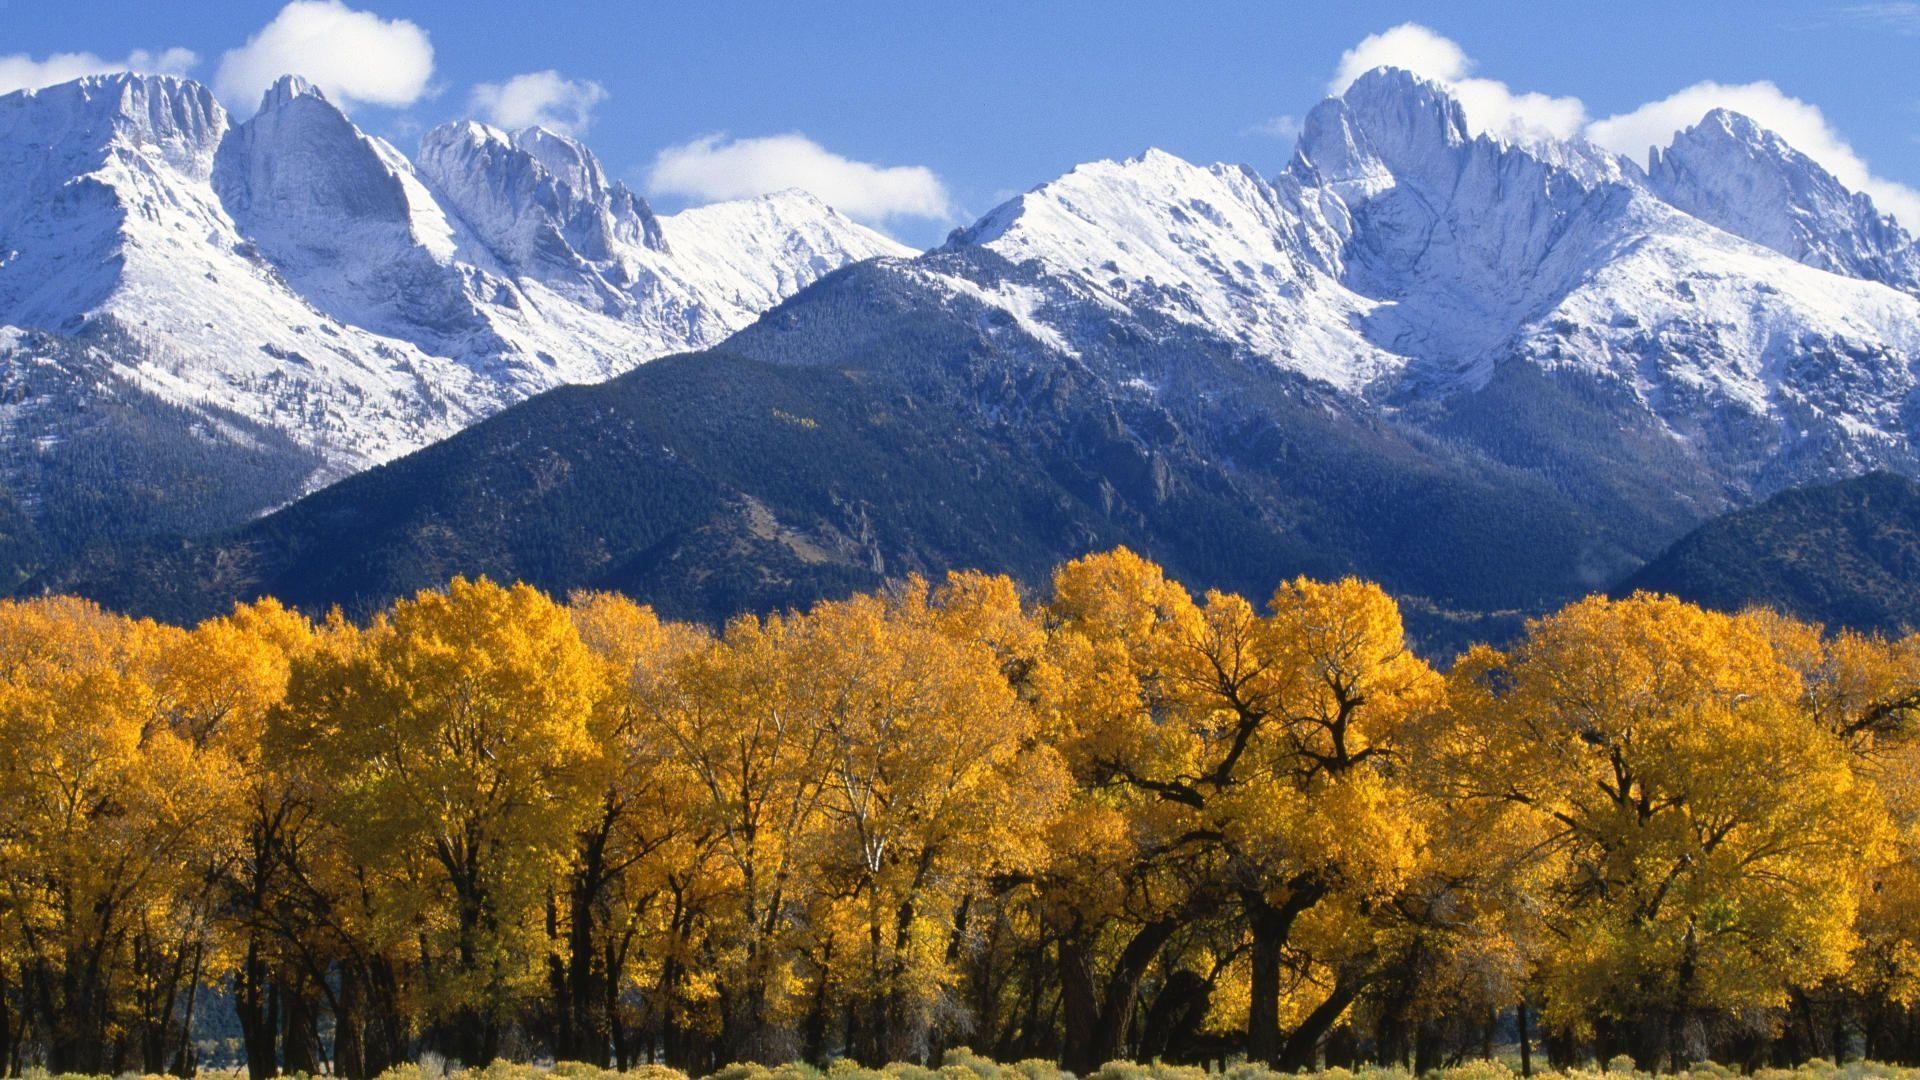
[1620,471,1920,634]
[0,326,321,589]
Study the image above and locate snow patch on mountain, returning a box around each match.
[663,190,913,325]
[415,120,907,365]
[949,149,1396,391]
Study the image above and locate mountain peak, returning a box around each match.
[260,74,323,111]
[1663,107,1808,171]
[1335,67,1471,149]
[216,69,411,226]
[1290,66,1471,196]
[417,117,669,265]
[1342,66,1469,125]
[510,125,600,188]
[0,70,226,179]
[1648,106,1919,290]
[427,118,510,151]
[1696,107,1770,141]
[662,188,910,261]
[210,60,475,351]
[743,187,837,213]
[53,69,206,103]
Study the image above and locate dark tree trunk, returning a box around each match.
[1519,1000,1534,1077]
[1545,1024,1579,1071]
[802,948,834,1066]
[608,936,633,1070]
[1628,1012,1666,1074]
[1277,974,1365,1072]
[1414,1022,1442,1075]
[335,973,366,1080]
[335,959,408,1080]
[659,953,690,1070]
[0,979,12,1080]
[1138,968,1213,1064]
[1242,882,1328,1066]
[41,953,113,1075]
[1059,919,1179,1074]
[553,815,619,1067]
[170,974,202,1078]
[1325,1024,1360,1069]
[1245,909,1285,1065]
[283,977,321,1076]
[235,944,277,1080]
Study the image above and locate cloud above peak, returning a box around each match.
[470,71,606,136]
[648,133,954,223]
[1588,81,1920,229]
[1329,23,1471,94]
[0,47,197,95]
[1327,23,1920,229]
[215,1,433,114]
[1328,23,1586,141]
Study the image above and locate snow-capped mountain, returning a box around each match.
[1647,108,1920,293]
[14,61,1920,615]
[924,66,1920,498]
[45,64,1920,646]
[0,71,907,541]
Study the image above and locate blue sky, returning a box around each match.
[4,1,1918,246]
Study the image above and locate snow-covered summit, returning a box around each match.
[415,120,666,275]
[931,65,1920,492]
[662,190,913,323]
[0,70,912,506]
[1648,108,1920,292]
[3,71,227,176]
[948,148,1387,390]
[413,118,907,356]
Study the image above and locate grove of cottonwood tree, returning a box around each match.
[0,552,1916,1075]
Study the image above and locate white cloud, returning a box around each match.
[1447,81,1588,142]
[1833,3,1920,34]
[1589,81,1920,229]
[1244,115,1302,139]
[1326,23,1920,230]
[215,1,432,114]
[469,71,606,136]
[1328,23,1586,141]
[648,133,954,222]
[0,47,197,95]
[1329,23,1472,92]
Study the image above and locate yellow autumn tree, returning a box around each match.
[1752,615,1920,1058]
[556,591,710,1066]
[1039,548,1223,1074]
[271,577,605,1065]
[641,609,833,1062]
[1435,594,1885,1070]
[0,598,236,1072]
[149,598,330,1078]
[792,577,1067,1063]
[122,598,319,1076]
[1042,552,1439,1069]
[1213,577,1440,1069]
